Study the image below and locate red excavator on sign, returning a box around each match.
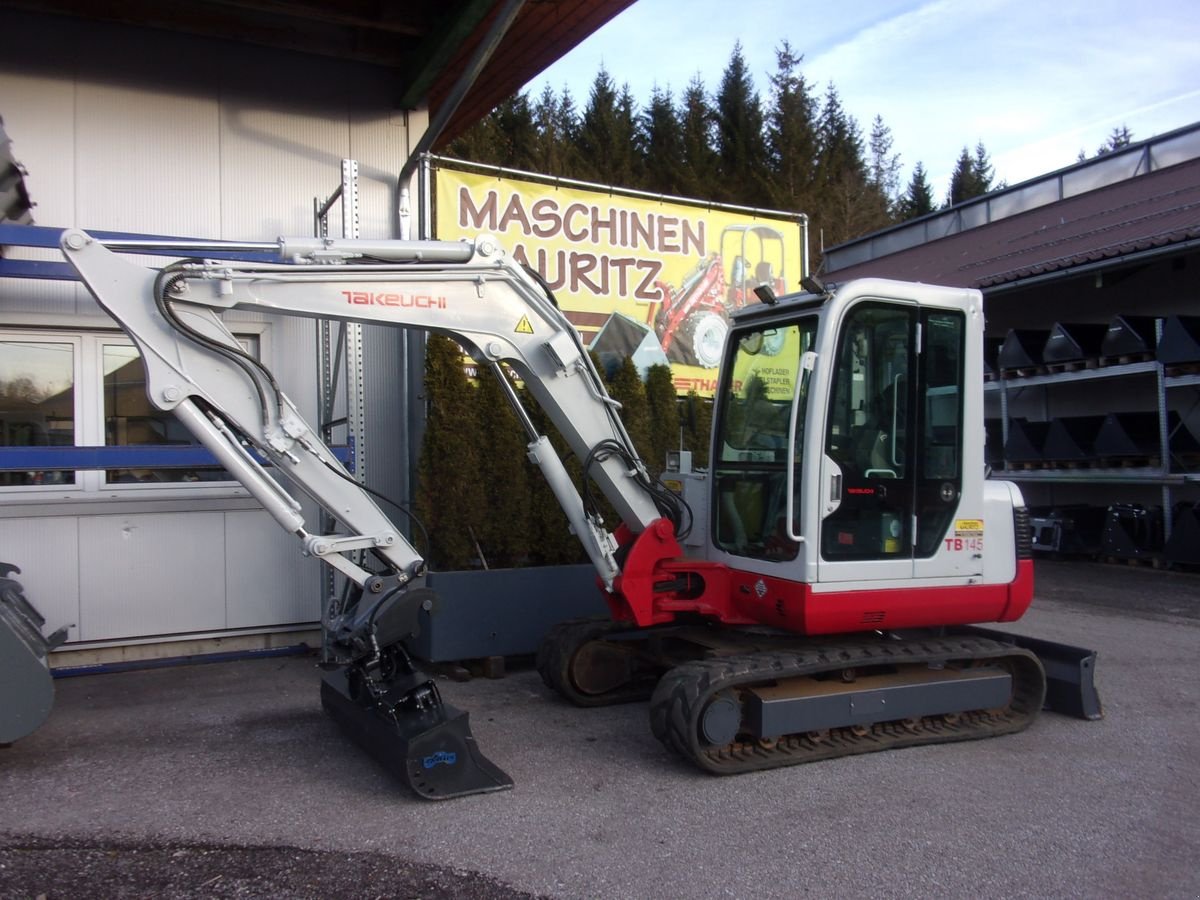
[653,224,787,368]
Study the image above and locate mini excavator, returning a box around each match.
[4,230,1100,798]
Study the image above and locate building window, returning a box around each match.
[1,330,261,498]
[102,341,233,484]
[1,338,79,487]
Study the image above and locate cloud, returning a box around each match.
[523,0,1200,196]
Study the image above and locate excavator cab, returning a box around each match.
[708,282,987,607]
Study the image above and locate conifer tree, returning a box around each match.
[445,109,503,165]
[814,84,874,247]
[1097,125,1133,156]
[522,388,586,566]
[607,356,651,460]
[867,115,901,220]
[765,40,819,214]
[946,142,995,206]
[532,84,584,177]
[644,364,681,477]
[678,74,720,199]
[681,391,713,468]
[414,336,483,569]
[972,141,995,193]
[641,86,686,195]
[897,161,936,220]
[715,42,770,205]
[617,83,646,188]
[472,368,531,568]
[946,146,975,205]
[578,66,639,185]
[493,93,538,170]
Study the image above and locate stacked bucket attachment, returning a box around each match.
[1101,505,1164,561]
[1157,316,1200,368]
[319,576,512,800]
[0,563,68,744]
[1101,315,1158,363]
[1004,419,1050,466]
[1042,322,1108,368]
[1165,503,1200,566]
[1030,506,1107,556]
[997,328,1051,375]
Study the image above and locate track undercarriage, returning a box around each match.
[538,618,1099,775]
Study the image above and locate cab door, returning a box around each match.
[817,301,974,585]
[817,302,916,585]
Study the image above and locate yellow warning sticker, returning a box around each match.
[955,519,984,536]
[515,315,534,335]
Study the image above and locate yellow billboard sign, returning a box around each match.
[433,164,806,395]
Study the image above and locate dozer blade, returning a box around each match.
[1,563,66,745]
[320,666,513,800]
[955,626,1103,720]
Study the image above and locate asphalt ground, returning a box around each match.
[2,558,1198,899]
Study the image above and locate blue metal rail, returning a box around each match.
[0,444,353,471]
[0,223,280,280]
[1,223,352,473]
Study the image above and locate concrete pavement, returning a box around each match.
[2,559,1198,898]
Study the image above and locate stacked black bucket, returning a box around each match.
[987,315,1200,567]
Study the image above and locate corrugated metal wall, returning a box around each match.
[0,9,429,648]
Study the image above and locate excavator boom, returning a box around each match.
[57,229,685,798]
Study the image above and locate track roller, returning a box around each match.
[536,617,662,707]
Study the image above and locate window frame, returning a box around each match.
[1,325,268,504]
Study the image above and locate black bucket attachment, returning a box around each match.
[321,665,513,800]
[983,337,1004,380]
[1101,315,1158,363]
[1004,418,1050,465]
[589,312,671,379]
[956,626,1102,720]
[1157,315,1200,367]
[1041,415,1104,464]
[1101,504,1164,560]
[1,563,69,744]
[1042,322,1108,367]
[985,418,1004,468]
[1165,503,1200,566]
[998,328,1051,374]
[1030,505,1106,556]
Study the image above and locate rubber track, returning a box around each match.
[648,634,1046,775]
[536,617,656,708]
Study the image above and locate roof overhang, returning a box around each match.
[0,0,635,146]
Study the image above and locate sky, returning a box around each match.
[522,0,1200,201]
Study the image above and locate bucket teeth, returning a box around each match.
[321,665,513,800]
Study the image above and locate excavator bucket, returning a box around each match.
[321,666,513,800]
[0,563,68,744]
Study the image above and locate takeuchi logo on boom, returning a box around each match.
[456,186,707,301]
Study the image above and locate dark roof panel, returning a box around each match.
[827,157,1200,289]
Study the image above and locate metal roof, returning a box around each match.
[825,123,1200,290]
[0,0,634,146]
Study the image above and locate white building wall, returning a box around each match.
[0,9,430,650]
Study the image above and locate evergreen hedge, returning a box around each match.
[415,346,714,569]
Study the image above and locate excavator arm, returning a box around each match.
[59,228,686,799]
